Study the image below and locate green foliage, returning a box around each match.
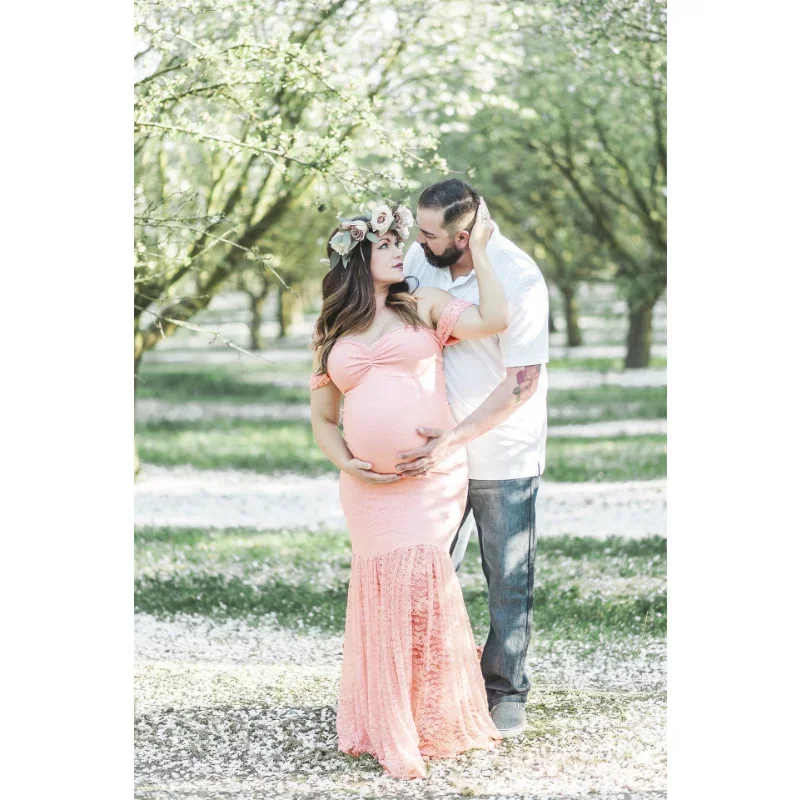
[134,0,667,366]
[133,0,500,359]
[420,0,667,360]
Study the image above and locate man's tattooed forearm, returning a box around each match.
[512,365,541,402]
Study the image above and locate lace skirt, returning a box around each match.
[336,543,501,779]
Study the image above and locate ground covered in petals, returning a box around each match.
[135,529,666,799]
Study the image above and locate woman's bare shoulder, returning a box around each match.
[412,286,457,327]
[413,285,450,304]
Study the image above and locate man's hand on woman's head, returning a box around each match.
[468,197,494,251]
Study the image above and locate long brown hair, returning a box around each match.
[313,216,423,375]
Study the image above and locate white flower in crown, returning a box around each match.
[394,224,409,241]
[329,230,349,256]
[343,219,368,241]
[393,205,414,234]
[370,204,393,236]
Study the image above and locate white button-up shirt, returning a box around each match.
[403,225,549,480]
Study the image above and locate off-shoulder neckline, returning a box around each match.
[335,325,436,351]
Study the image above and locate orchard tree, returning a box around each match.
[435,107,609,347]
[230,269,271,351]
[134,0,464,375]
[516,0,667,366]
[414,1,665,362]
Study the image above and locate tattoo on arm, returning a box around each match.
[512,365,541,403]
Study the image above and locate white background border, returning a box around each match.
[3,0,799,796]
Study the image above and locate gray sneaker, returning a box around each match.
[490,702,526,738]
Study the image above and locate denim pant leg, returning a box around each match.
[470,476,539,709]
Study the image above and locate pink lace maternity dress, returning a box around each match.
[309,298,501,779]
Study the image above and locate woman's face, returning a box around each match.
[370,232,406,285]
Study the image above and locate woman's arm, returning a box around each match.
[310,353,401,484]
[310,377,353,471]
[417,198,509,339]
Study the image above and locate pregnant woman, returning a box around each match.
[309,200,506,779]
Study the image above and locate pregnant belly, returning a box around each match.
[342,389,453,475]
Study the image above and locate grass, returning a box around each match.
[546,356,667,372]
[136,418,331,474]
[135,365,309,404]
[136,416,665,480]
[548,385,666,425]
[138,362,666,424]
[521,686,665,739]
[134,571,665,639]
[135,573,350,630]
[464,583,665,639]
[544,435,666,482]
[134,525,350,561]
[136,527,665,565]
[135,527,666,641]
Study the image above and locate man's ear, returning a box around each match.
[454,230,470,250]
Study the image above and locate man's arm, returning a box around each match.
[395,364,542,476]
[395,261,548,477]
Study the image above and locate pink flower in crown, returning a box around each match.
[370,204,393,236]
[343,219,368,241]
[394,224,409,240]
[393,205,414,233]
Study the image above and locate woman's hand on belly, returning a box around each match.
[342,457,403,484]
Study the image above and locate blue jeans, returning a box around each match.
[450,476,540,709]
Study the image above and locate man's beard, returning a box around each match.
[421,241,462,269]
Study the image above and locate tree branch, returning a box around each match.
[135,304,276,364]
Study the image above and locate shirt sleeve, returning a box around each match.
[435,298,474,347]
[309,371,332,391]
[499,270,550,368]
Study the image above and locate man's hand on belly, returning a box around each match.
[395,427,465,477]
[397,365,543,477]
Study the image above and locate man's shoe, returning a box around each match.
[490,702,526,738]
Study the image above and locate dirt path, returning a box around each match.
[135,466,666,537]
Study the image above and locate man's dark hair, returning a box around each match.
[418,178,480,235]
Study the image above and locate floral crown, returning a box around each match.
[325,203,415,270]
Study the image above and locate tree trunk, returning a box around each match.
[561,285,583,347]
[278,284,300,339]
[548,311,557,333]
[133,329,145,479]
[624,301,654,369]
[249,293,266,350]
